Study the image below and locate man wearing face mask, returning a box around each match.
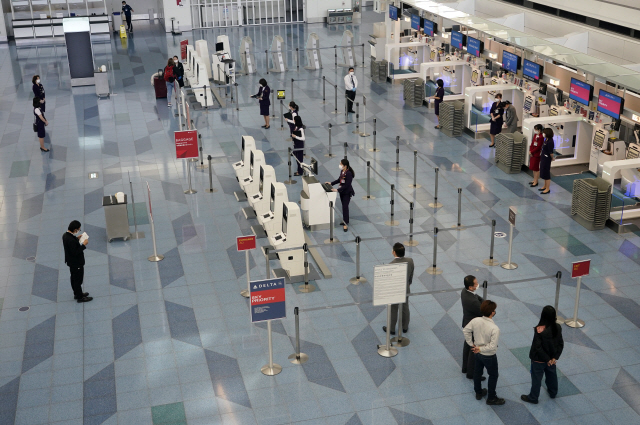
[461,275,485,381]
[173,55,184,89]
[122,1,134,33]
[62,220,92,303]
[344,67,357,114]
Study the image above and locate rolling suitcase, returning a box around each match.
[154,69,167,99]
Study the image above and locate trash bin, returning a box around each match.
[95,71,109,97]
[112,12,123,33]
[103,195,131,242]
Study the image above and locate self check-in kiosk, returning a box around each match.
[300,172,337,231]
[246,165,276,233]
[238,150,265,200]
[184,45,196,79]
[269,202,305,280]
[233,136,256,181]
[257,182,289,238]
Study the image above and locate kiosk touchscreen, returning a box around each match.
[258,182,289,236]
[269,202,305,279]
[234,136,256,180]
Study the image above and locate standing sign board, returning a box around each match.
[237,235,256,251]
[373,263,408,306]
[508,207,516,226]
[180,39,188,60]
[571,260,590,278]
[250,278,286,322]
[174,130,198,159]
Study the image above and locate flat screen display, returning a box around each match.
[597,89,624,120]
[569,78,593,106]
[215,42,224,52]
[451,31,465,50]
[270,184,275,212]
[502,51,520,74]
[249,151,254,176]
[389,5,398,21]
[241,137,245,159]
[282,204,288,234]
[411,14,420,31]
[467,37,483,57]
[522,59,543,82]
[423,19,436,36]
[259,166,264,194]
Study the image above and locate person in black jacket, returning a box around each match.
[461,275,485,380]
[326,159,355,232]
[521,305,564,404]
[32,75,45,112]
[62,220,92,303]
[173,55,185,88]
[251,79,271,129]
[291,115,305,176]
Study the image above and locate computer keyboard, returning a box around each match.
[275,235,282,241]
[321,183,333,192]
[252,194,260,199]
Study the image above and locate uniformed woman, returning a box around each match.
[32,75,45,112]
[539,128,555,195]
[291,115,305,176]
[528,124,544,187]
[285,101,299,141]
[326,159,355,232]
[489,93,504,147]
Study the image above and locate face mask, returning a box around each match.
[74,229,81,235]
[174,59,178,63]
[495,98,500,102]
[339,164,344,170]
[349,71,354,75]
[36,79,40,84]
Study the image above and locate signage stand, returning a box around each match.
[378,305,398,357]
[391,302,410,347]
[238,236,257,298]
[565,260,590,328]
[261,320,282,376]
[501,207,518,270]
[241,250,251,298]
[184,160,197,194]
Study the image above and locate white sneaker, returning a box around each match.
[168,103,171,107]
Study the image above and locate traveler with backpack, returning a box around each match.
[164,58,176,107]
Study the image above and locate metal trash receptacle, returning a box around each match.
[103,195,131,242]
[95,71,109,97]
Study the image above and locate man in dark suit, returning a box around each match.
[462,275,484,380]
[62,220,92,303]
[383,242,414,335]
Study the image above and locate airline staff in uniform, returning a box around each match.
[291,116,305,176]
[326,159,355,232]
[528,124,544,188]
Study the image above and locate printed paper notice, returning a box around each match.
[373,263,408,306]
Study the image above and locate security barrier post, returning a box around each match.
[404,202,418,247]
[409,151,421,188]
[206,155,217,193]
[279,99,284,130]
[554,271,565,324]
[349,236,367,284]
[265,50,269,74]
[324,201,338,244]
[352,102,360,134]
[385,184,399,226]
[426,227,443,274]
[265,248,271,278]
[362,161,375,200]
[369,118,379,152]
[298,244,315,293]
[392,136,402,171]
[325,123,335,158]
[483,220,499,266]
[288,307,309,364]
[565,276,585,328]
[428,167,442,208]
[360,95,370,137]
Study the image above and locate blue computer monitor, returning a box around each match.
[502,51,520,74]
[451,31,466,49]
[389,5,398,21]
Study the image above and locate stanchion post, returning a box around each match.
[565,276,585,328]
[235,83,239,111]
[501,222,518,270]
[385,184,399,226]
[362,161,375,200]
[428,167,443,208]
[322,76,326,103]
[196,144,208,169]
[284,147,297,185]
[452,188,464,230]
[324,201,338,244]
[427,227,443,274]
[298,244,315,293]
[482,280,488,300]
[343,142,347,160]
[265,247,270,278]
[204,85,208,109]
[334,45,337,68]
[265,49,269,74]
[240,250,251,298]
[279,100,284,130]
[206,155,217,193]
[325,123,335,157]
[392,136,402,171]
[554,271,565,324]
[184,160,197,194]
[360,96,370,137]
[404,202,418,246]
[334,84,338,114]
[291,78,294,102]
[409,151,421,188]
[261,320,282,375]
[352,102,360,134]
[349,236,367,284]
[271,89,276,117]
[296,48,300,71]
[377,305,398,357]
[392,299,410,347]
[128,173,144,239]
[148,217,163,262]
[362,43,365,68]
[288,307,309,364]
[483,220,499,266]
[369,118,379,152]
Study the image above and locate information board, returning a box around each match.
[237,235,256,251]
[467,37,482,57]
[180,39,188,60]
[250,278,286,323]
[423,19,435,36]
[597,90,624,120]
[174,130,198,159]
[411,14,420,31]
[389,5,398,21]
[451,31,465,49]
[508,206,516,226]
[373,263,408,306]
[570,78,593,106]
[502,51,519,74]
[522,59,542,82]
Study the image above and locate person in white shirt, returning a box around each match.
[344,67,357,114]
[463,300,505,405]
[291,115,305,176]
[285,101,299,141]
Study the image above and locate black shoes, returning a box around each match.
[77,296,93,303]
[520,395,538,404]
[382,326,395,336]
[486,397,505,405]
[467,376,486,381]
[74,292,89,299]
[476,389,487,400]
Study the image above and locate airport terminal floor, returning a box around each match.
[2,9,640,425]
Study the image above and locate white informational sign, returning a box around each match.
[373,263,408,306]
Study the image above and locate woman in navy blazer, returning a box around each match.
[326,159,355,232]
[252,78,271,129]
[32,75,45,112]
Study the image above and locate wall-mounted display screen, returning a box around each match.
[597,89,624,120]
[502,51,520,74]
[411,14,420,31]
[450,31,465,49]
[522,59,543,82]
[389,5,398,21]
[467,37,483,57]
[569,78,594,106]
[423,19,436,36]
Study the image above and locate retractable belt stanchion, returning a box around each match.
[265,248,270,277]
[565,275,585,328]
[334,45,337,68]
[343,142,348,160]
[279,100,285,130]
[501,221,518,270]
[483,220,499,266]
[325,123,335,158]
[235,83,239,111]
[409,151,421,188]
[362,161,375,200]
[128,172,144,239]
[404,202,418,247]
[324,201,338,244]
[349,236,367,284]
[392,136,402,171]
[482,280,488,300]
[377,306,398,357]
[428,167,442,208]
[206,155,217,193]
[271,89,276,118]
[391,300,410,347]
[291,78,294,102]
[296,48,300,71]
[322,76,326,103]
[203,85,208,110]
[240,249,251,298]
[265,50,269,74]
[184,160,197,194]
[554,271,565,324]
[385,184,399,226]
[288,307,309,364]
[197,142,208,169]
[452,188,464,230]
[369,119,379,152]
[147,184,164,262]
[426,227,442,274]
[352,102,360,134]
[298,244,315,293]
[333,84,338,115]
[284,148,297,185]
[360,96,370,137]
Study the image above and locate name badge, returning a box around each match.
[340,179,345,184]
[533,142,537,146]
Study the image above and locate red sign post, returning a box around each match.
[566,259,590,329]
[180,39,188,60]
[571,260,590,278]
[237,235,256,298]
[174,130,198,159]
